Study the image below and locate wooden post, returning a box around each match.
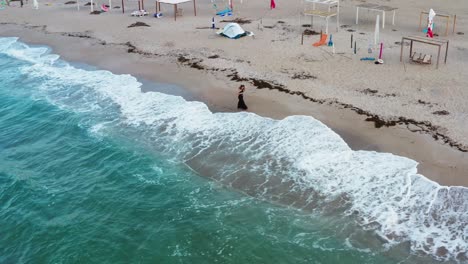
[445,17,449,36]
[301,32,304,45]
[418,11,423,31]
[445,40,449,63]
[379,42,383,59]
[400,37,404,62]
[337,1,340,29]
[382,11,385,29]
[174,4,176,21]
[409,40,413,58]
[121,0,124,13]
[193,0,196,16]
[325,17,329,34]
[355,6,359,24]
[453,15,456,34]
[436,45,441,69]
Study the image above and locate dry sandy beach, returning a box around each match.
[0,0,467,186]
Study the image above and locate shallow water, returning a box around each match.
[0,37,466,263]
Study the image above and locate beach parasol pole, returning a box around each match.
[379,42,383,59]
[374,15,380,45]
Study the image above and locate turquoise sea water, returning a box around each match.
[0,37,466,263]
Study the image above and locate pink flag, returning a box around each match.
[270,0,276,9]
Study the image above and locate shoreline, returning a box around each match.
[1,23,466,186]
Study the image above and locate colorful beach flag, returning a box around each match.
[270,0,276,9]
[427,9,436,38]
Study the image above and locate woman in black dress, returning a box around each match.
[237,85,248,110]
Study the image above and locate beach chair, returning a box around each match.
[411,52,432,64]
[313,32,328,46]
[131,9,148,16]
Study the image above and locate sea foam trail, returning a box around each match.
[1,37,467,262]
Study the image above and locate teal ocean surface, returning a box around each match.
[0,37,466,263]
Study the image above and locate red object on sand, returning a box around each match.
[427,27,434,38]
[270,0,276,9]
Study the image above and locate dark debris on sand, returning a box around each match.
[417,99,438,107]
[123,41,154,56]
[61,32,91,38]
[64,1,76,4]
[292,72,317,80]
[433,110,450,116]
[84,2,95,5]
[359,88,396,98]
[90,10,101,15]
[196,26,220,29]
[303,29,320,35]
[362,88,378,95]
[177,55,205,70]
[220,18,252,24]
[128,22,150,28]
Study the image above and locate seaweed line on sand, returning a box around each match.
[8,22,466,153]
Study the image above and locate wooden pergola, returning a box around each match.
[121,0,145,13]
[156,0,196,21]
[119,0,196,20]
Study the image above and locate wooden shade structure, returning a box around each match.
[400,35,449,69]
[155,0,196,21]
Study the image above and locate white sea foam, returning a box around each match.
[1,37,467,262]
